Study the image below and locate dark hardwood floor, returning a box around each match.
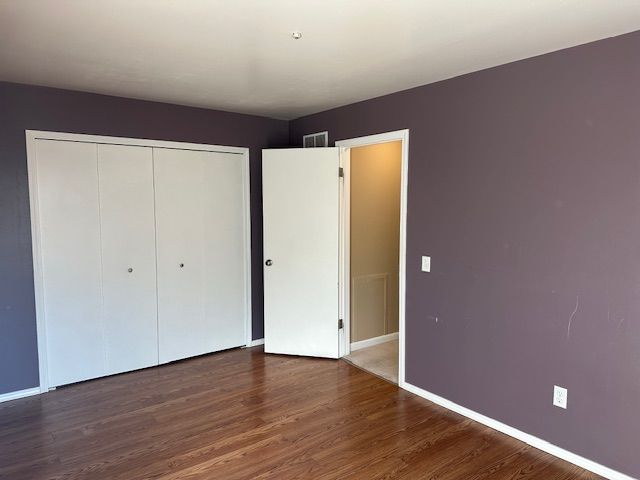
[0,346,601,479]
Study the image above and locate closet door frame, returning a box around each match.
[26,130,252,393]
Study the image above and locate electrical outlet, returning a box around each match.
[553,385,568,409]
[421,256,431,272]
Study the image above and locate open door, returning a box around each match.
[262,147,341,358]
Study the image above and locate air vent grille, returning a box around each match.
[303,131,328,148]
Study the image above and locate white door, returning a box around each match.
[154,148,248,363]
[97,144,158,375]
[35,139,106,387]
[262,148,341,358]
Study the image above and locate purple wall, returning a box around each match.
[0,82,288,395]
[290,31,640,477]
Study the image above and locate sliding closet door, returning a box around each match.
[97,144,158,375]
[35,140,106,387]
[154,148,247,363]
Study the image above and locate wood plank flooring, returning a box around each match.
[0,346,602,479]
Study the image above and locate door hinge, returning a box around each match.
[339,167,344,178]
[338,318,344,329]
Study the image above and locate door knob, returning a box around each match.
[127,267,133,273]
[265,259,273,266]
[179,263,184,268]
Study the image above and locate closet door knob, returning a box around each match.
[127,267,133,273]
[265,259,273,266]
[179,263,185,268]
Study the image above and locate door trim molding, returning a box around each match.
[26,130,253,393]
[335,129,409,387]
[25,130,249,154]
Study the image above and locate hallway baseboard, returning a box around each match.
[350,332,398,352]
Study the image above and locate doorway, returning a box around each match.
[337,130,409,385]
[261,130,408,384]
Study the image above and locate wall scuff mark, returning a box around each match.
[567,295,579,339]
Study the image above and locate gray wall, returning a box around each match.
[290,30,640,478]
[0,82,288,394]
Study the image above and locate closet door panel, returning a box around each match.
[201,152,247,351]
[154,148,247,363]
[35,139,106,387]
[97,144,158,375]
[154,148,207,363]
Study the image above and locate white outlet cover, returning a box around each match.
[421,256,431,272]
[553,385,568,409]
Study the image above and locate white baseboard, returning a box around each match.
[246,338,265,347]
[350,332,398,352]
[0,387,41,404]
[400,380,635,480]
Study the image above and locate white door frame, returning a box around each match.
[336,129,409,385]
[26,130,253,393]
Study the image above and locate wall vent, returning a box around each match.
[303,131,328,148]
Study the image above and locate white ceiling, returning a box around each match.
[1,1,640,120]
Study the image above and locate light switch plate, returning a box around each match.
[421,256,431,272]
[553,385,568,409]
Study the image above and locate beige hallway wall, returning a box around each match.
[350,141,401,343]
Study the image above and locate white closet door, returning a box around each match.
[154,148,247,363]
[97,144,158,375]
[35,139,106,387]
